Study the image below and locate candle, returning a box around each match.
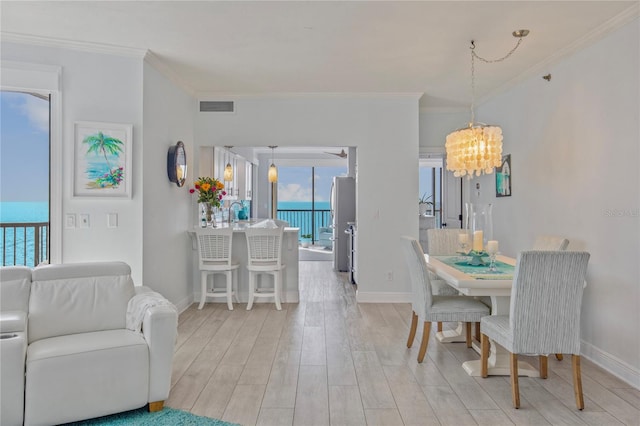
[458,233,469,244]
[473,231,483,252]
[486,240,498,255]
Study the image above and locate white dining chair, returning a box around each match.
[400,236,490,363]
[426,228,469,333]
[245,226,286,310]
[480,250,590,410]
[196,228,239,310]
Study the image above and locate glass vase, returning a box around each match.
[468,203,493,253]
[201,203,217,228]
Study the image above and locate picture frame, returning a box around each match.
[74,121,132,198]
[495,154,511,197]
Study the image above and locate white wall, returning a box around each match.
[469,19,639,386]
[419,109,468,149]
[195,96,420,301]
[1,42,145,284]
[142,62,196,310]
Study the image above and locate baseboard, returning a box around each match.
[581,340,640,389]
[174,294,193,314]
[195,290,299,304]
[355,291,412,303]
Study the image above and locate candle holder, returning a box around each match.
[467,250,488,266]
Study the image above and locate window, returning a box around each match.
[0,90,50,265]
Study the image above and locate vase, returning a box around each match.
[202,203,217,228]
[467,203,493,253]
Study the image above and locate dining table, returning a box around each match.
[425,253,540,378]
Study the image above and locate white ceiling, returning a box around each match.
[1,1,637,109]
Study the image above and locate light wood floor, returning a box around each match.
[167,261,640,426]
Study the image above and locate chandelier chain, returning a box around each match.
[471,38,525,64]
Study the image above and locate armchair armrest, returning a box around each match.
[0,311,27,333]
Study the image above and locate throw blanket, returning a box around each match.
[126,291,177,333]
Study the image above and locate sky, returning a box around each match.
[0,91,50,202]
[278,166,347,203]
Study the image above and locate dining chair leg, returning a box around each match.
[555,354,564,361]
[226,271,234,311]
[572,355,584,410]
[437,322,442,333]
[475,322,481,342]
[539,355,548,379]
[407,311,418,348]
[274,272,282,311]
[198,271,208,310]
[465,322,472,348]
[480,333,489,378]
[417,321,431,363]
[510,352,520,409]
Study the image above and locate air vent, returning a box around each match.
[200,101,234,112]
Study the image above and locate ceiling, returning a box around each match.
[1,1,636,109]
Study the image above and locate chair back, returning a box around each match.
[245,226,284,269]
[509,251,590,354]
[532,235,569,250]
[400,236,433,318]
[426,228,468,255]
[196,227,234,268]
[1,266,31,312]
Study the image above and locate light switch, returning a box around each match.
[79,214,90,228]
[107,213,118,228]
[65,214,76,229]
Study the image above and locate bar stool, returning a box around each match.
[245,226,285,310]
[196,227,239,310]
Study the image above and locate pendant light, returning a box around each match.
[445,30,529,178]
[268,145,278,183]
[223,145,233,182]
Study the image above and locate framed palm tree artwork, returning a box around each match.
[74,121,132,198]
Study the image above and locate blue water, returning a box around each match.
[0,202,49,266]
[277,201,332,240]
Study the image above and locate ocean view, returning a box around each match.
[0,201,49,267]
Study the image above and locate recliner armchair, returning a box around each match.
[0,262,178,426]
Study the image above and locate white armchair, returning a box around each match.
[0,262,178,426]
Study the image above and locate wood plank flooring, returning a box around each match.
[167,261,639,426]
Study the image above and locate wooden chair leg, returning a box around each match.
[148,401,164,412]
[555,353,564,361]
[437,322,442,332]
[475,322,481,342]
[465,322,472,348]
[539,355,548,379]
[480,333,489,378]
[407,311,418,348]
[510,352,520,409]
[417,321,431,363]
[572,355,584,410]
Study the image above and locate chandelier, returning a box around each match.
[446,30,529,178]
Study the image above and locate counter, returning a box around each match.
[188,222,300,304]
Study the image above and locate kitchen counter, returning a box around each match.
[188,222,300,304]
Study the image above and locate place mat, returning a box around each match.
[437,256,514,280]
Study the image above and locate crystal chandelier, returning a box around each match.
[446,30,529,178]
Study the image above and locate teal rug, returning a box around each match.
[63,407,240,426]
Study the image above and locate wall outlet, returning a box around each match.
[386,270,393,281]
[79,214,90,228]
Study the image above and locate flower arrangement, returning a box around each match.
[189,177,226,207]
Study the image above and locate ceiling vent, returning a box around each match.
[200,101,234,112]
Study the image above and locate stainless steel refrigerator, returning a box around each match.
[330,176,356,272]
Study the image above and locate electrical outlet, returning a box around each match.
[386,270,393,281]
[79,214,90,228]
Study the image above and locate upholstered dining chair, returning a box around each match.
[480,250,590,410]
[533,234,570,361]
[426,228,469,332]
[196,227,239,310]
[245,226,286,310]
[400,236,490,363]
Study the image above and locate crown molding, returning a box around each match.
[477,3,639,106]
[143,51,196,97]
[0,32,147,58]
[419,106,468,114]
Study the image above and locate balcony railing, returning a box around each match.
[276,209,331,242]
[1,222,49,267]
